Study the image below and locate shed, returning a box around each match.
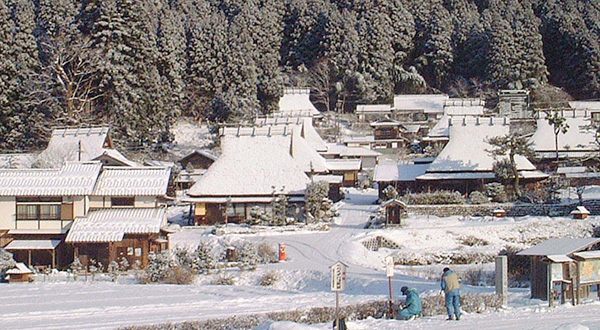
[518,238,600,302]
[380,199,407,226]
[571,206,590,220]
[6,262,33,283]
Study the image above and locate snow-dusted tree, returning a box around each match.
[487,132,534,198]
[0,248,16,281]
[197,242,217,274]
[69,257,84,281]
[543,109,569,164]
[271,194,289,226]
[107,260,119,281]
[236,241,259,271]
[382,185,399,202]
[305,181,334,222]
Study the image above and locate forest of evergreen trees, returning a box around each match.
[1,0,600,150]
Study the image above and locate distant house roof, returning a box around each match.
[323,144,381,158]
[342,136,374,144]
[326,159,361,171]
[179,150,218,163]
[571,206,590,215]
[254,117,328,152]
[144,160,175,168]
[6,263,32,275]
[569,101,600,111]
[444,98,485,115]
[278,88,321,117]
[66,208,166,243]
[92,149,140,167]
[557,166,587,174]
[313,174,343,184]
[36,127,111,168]
[393,94,449,114]
[530,114,596,156]
[356,104,392,114]
[291,126,329,173]
[374,162,430,182]
[370,118,402,127]
[5,239,62,250]
[0,153,36,169]
[423,117,536,174]
[187,134,309,197]
[0,161,102,196]
[93,167,171,196]
[381,199,407,208]
[518,238,600,256]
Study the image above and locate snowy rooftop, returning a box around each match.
[313,174,343,184]
[291,127,329,173]
[66,208,166,243]
[93,167,171,196]
[342,136,375,144]
[278,88,320,117]
[373,162,429,182]
[0,161,102,196]
[6,263,32,275]
[517,238,600,256]
[5,239,62,250]
[369,118,402,127]
[187,135,309,197]
[36,127,111,167]
[92,149,140,167]
[392,94,449,114]
[356,104,392,113]
[569,101,600,111]
[179,149,218,162]
[323,144,380,157]
[530,115,596,153]
[326,159,361,171]
[424,117,536,173]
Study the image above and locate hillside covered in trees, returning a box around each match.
[1,0,599,150]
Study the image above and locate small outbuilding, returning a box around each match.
[380,199,407,226]
[518,237,600,304]
[571,206,590,220]
[6,262,33,283]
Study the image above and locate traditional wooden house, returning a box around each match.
[325,159,361,187]
[422,100,485,148]
[416,117,547,193]
[313,175,344,202]
[529,111,597,167]
[185,126,310,225]
[321,144,381,169]
[392,94,449,122]
[65,166,171,268]
[342,135,375,149]
[518,238,600,303]
[374,160,431,198]
[356,104,392,122]
[0,162,103,268]
[35,127,137,168]
[178,150,218,171]
[370,118,407,149]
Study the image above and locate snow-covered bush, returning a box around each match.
[196,242,217,274]
[381,185,399,202]
[108,261,120,281]
[88,259,103,280]
[141,251,171,283]
[462,267,494,286]
[485,183,508,203]
[402,191,466,205]
[259,270,280,286]
[459,235,489,247]
[236,242,260,271]
[271,194,289,226]
[0,248,16,281]
[212,274,235,285]
[394,250,496,265]
[247,206,269,225]
[68,257,84,281]
[257,242,278,264]
[469,191,489,204]
[163,266,195,285]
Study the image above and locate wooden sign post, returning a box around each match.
[385,256,395,319]
[331,261,348,330]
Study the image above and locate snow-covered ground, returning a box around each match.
[2,188,600,330]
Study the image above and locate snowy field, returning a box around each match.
[2,188,600,330]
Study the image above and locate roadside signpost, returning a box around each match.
[331,261,348,330]
[385,256,395,319]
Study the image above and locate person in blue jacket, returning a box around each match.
[396,286,422,320]
[441,267,461,320]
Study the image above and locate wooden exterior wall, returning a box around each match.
[531,256,549,300]
[179,153,215,170]
[73,234,159,269]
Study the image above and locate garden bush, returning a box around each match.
[402,191,466,205]
[469,191,489,204]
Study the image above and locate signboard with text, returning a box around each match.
[331,261,347,291]
[385,256,394,277]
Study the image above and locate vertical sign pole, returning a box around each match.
[335,291,340,330]
[495,256,508,307]
[388,276,395,319]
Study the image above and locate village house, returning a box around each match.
[276,87,322,119]
[529,110,597,167]
[320,143,380,170]
[175,150,218,191]
[185,126,310,225]
[374,159,431,198]
[0,162,171,270]
[422,98,485,148]
[0,162,103,269]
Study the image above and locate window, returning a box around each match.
[16,202,61,220]
[226,203,245,217]
[112,197,135,207]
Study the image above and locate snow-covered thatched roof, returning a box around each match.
[92,149,140,167]
[278,88,321,117]
[66,208,166,243]
[422,117,537,176]
[326,159,361,171]
[393,94,449,114]
[529,114,596,157]
[0,161,102,196]
[291,127,329,173]
[187,134,309,197]
[569,101,600,111]
[36,127,112,168]
[93,167,171,197]
[322,144,380,158]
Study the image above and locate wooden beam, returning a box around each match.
[52,250,56,269]
[28,250,31,267]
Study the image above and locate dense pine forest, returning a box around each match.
[1,0,599,150]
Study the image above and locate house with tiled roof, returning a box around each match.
[0,162,171,269]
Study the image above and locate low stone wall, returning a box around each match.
[406,200,600,218]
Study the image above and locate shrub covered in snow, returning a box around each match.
[235,241,261,271]
[257,242,278,264]
[462,267,494,286]
[469,191,489,204]
[485,182,508,203]
[211,274,235,285]
[163,266,195,285]
[459,235,489,247]
[259,270,280,286]
[394,250,496,265]
[305,181,334,222]
[381,185,399,202]
[0,248,16,281]
[402,191,466,205]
